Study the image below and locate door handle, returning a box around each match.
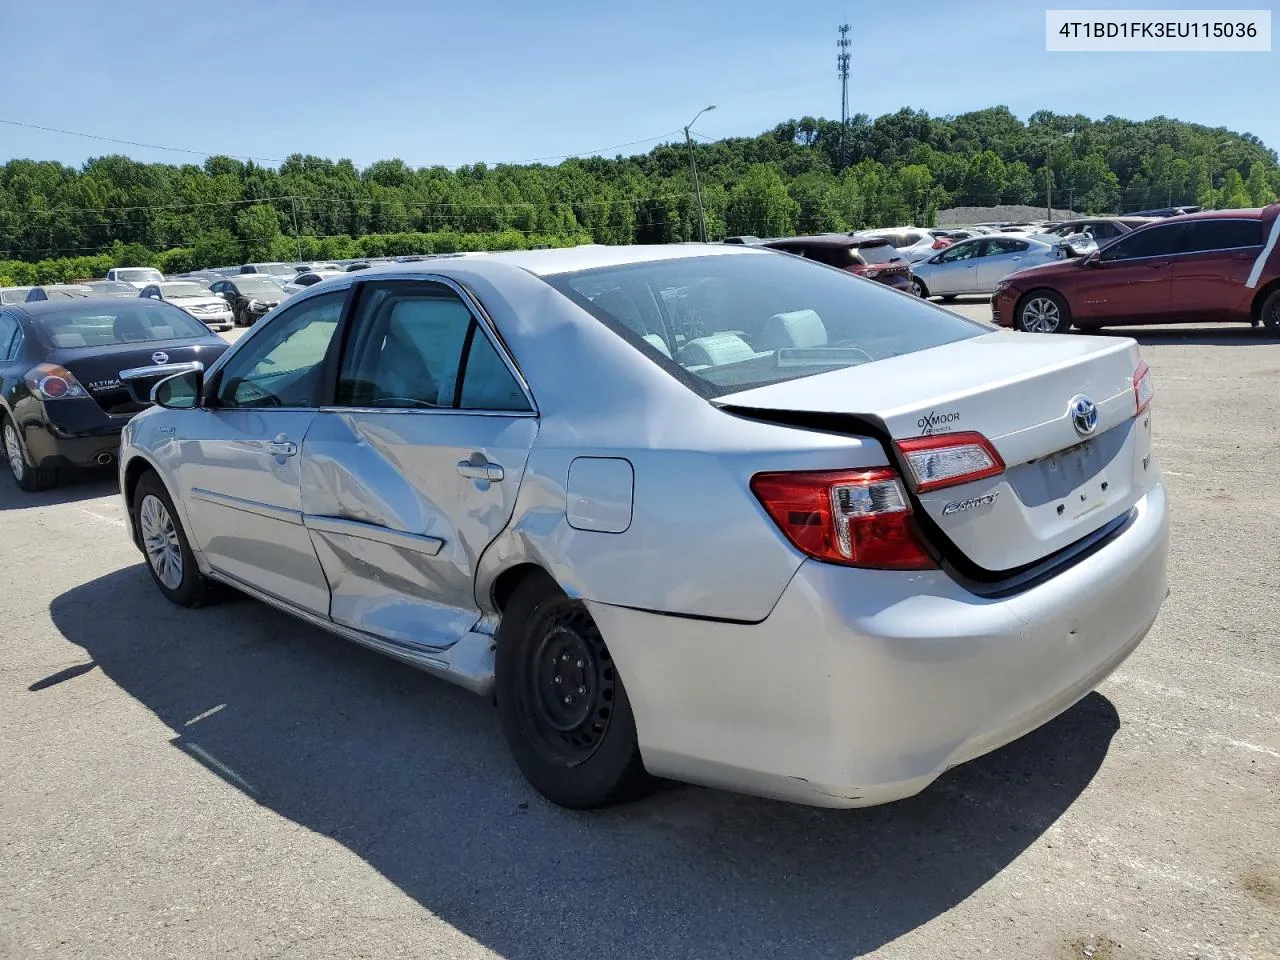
[457,459,504,482]
[266,434,297,457]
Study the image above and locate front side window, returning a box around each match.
[938,240,982,262]
[1100,224,1185,261]
[337,281,530,411]
[215,291,344,408]
[1180,219,1263,253]
[546,252,986,395]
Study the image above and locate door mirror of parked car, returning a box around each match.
[152,368,204,409]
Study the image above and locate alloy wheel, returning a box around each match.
[1021,297,1061,333]
[3,422,25,481]
[139,493,184,590]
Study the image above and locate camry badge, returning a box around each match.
[942,492,999,516]
[1069,395,1098,436]
[152,351,169,365]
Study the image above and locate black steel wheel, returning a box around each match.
[496,573,650,808]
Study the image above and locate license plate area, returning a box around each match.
[1040,438,1109,515]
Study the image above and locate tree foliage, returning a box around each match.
[0,108,1276,274]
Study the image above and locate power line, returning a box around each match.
[0,118,685,170]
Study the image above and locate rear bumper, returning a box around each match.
[876,273,914,293]
[590,479,1169,808]
[18,399,127,467]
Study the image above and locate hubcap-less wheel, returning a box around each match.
[526,606,616,763]
[139,493,184,590]
[3,422,24,481]
[1021,296,1061,333]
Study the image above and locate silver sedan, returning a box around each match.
[119,245,1169,809]
[909,235,1063,299]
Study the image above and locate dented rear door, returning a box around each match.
[299,277,538,650]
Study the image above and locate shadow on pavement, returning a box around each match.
[50,566,1119,959]
[0,470,116,511]
[1085,325,1277,347]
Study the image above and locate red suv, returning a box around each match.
[991,204,1280,334]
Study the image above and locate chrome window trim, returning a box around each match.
[333,271,539,416]
[318,405,534,418]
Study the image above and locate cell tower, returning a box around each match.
[837,24,851,169]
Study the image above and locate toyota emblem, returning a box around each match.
[1069,395,1098,436]
[151,351,170,365]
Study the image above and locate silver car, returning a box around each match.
[909,235,1063,299]
[119,246,1169,810]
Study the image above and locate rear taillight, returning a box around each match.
[750,468,935,570]
[896,431,1005,493]
[1133,361,1153,414]
[24,363,88,400]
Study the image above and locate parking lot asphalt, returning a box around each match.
[1,302,1277,960]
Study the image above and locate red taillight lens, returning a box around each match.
[24,363,87,400]
[932,238,950,249]
[1133,360,1153,414]
[750,468,935,570]
[896,431,1005,493]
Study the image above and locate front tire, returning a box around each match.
[496,573,650,809]
[1260,289,1280,335]
[2,414,56,492]
[1015,290,1071,334]
[909,277,929,298]
[133,472,221,607]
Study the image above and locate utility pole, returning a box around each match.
[684,105,715,242]
[290,196,302,260]
[837,24,851,171]
[1045,170,1053,221]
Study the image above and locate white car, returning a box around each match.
[281,270,346,298]
[119,244,1168,810]
[855,228,952,262]
[138,281,235,331]
[909,236,1063,299]
[106,267,165,289]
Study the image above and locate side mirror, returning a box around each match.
[152,367,204,409]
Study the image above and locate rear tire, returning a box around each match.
[1015,290,1071,334]
[2,414,57,492]
[495,572,651,809]
[133,472,221,607]
[1260,289,1280,335]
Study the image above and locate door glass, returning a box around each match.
[216,291,344,408]
[1100,224,1185,261]
[337,281,531,412]
[938,241,981,262]
[1180,219,1263,253]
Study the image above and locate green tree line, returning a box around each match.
[2,106,1277,283]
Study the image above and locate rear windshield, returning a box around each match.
[853,243,899,265]
[544,253,986,395]
[115,268,163,283]
[33,304,209,348]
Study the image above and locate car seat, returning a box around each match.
[757,310,828,351]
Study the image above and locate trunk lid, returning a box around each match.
[53,338,227,415]
[718,331,1153,573]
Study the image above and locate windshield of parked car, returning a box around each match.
[31,303,210,347]
[159,282,207,298]
[232,277,285,296]
[115,268,164,283]
[546,253,987,395]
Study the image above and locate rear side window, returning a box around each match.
[337,281,531,411]
[0,312,20,360]
[545,253,985,395]
[1181,219,1262,253]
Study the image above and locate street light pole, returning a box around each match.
[684,105,715,242]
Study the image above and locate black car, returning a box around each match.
[208,275,285,326]
[0,298,228,491]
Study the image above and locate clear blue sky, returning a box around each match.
[2,0,1276,169]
